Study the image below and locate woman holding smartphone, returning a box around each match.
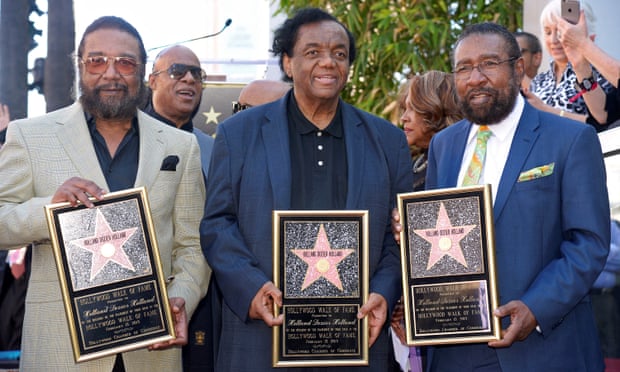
[523,0,612,130]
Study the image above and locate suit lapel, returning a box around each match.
[56,103,109,189]
[447,122,471,187]
[263,96,292,210]
[135,111,166,189]
[342,104,364,208]
[493,103,540,221]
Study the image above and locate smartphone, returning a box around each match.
[561,0,580,25]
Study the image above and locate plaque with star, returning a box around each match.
[272,210,369,367]
[397,185,501,346]
[44,187,175,362]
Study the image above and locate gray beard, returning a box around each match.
[459,80,519,125]
[79,81,144,120]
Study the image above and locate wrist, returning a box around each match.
[575,74,597,92]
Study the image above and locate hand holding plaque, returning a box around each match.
[45,187,176,362]
[272,211,369,367]
[397,185,501,346]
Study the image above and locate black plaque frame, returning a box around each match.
[272,210,369,367]
[397,185,500,346]
[44,187,175,362]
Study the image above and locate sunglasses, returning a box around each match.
[231,101,253,114]
[80,56,140,76]
[152,63,207,82]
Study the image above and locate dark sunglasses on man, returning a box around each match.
[152,63,207,82]
[231,101,252,114]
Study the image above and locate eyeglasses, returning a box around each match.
[232,101,252,114]
[453,57,518,80]
[80,56,140,76]
[152,63,207,82]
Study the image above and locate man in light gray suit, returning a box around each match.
[0,16,209,371]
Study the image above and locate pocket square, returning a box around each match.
[518,162,555,182]
[160,155,179,171]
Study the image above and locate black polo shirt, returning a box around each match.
[288,94,347,210]
[86,113,139,192]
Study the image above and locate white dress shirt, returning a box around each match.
[457,94,525,203]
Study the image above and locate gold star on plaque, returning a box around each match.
[70,210,137,281]
[203,106,221,125]
[291,224,354,291]
[414,202,475,271]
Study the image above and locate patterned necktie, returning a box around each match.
[462,125,492,186]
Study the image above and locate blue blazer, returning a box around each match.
[425,102,610,371]
[200,91,413,370]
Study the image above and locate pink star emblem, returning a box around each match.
[414,203,475,271]
[70,209,137,281]
[291,224,355,291]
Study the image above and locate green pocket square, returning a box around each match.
[518,163,555,182]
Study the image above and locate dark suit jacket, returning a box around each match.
[425,101,610,371]
[200,91,413,371]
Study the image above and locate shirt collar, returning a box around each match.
[466,93,524,143]
[143,104,194,133]
[84,111,140,135]
[288,94,343,137]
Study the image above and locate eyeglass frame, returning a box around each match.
[232,101,252,114]
[78,55,141,76]
[151,63,207,82]
[452,56,519,80]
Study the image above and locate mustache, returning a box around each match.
[94,83,129,94]
[465,88,496,99]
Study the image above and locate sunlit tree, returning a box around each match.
[277,0,522,120]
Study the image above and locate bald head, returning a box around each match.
[237,80,291,108]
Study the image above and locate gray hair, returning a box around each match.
[540,0,596,35]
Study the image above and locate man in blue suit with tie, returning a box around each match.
[200,7,413,371]
[424,22,610,371]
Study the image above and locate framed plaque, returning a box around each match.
[272,211,369,367]
[397,185,500,346]
[44,187,175,362]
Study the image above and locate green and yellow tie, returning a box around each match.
[462,125,492,186]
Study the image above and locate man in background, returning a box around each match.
[147,45,214,177]
[232,79,291,114]
[514,31,542,91]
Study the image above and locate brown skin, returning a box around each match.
[51,28,143,208]
[52,28,188,350]
[455,33,536,348]
[400,96,435,150]
[149,45,203,128]
[249,20,388,348]
[393,34,538,348]
[282,20,350,129]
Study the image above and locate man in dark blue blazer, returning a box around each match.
[200,8,412,372]
[424,22,610,371]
